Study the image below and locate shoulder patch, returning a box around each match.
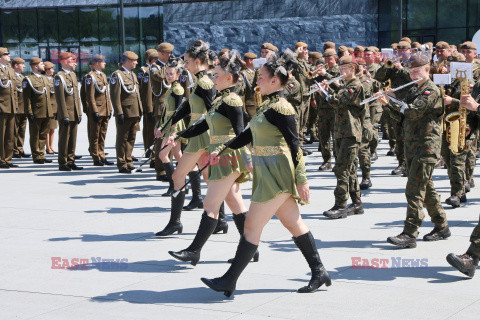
[110,77,117,85]
[22,81,27,88]
[86,78,92,85]
[289,83,294,88]
[172,84,185,96]
[197,75,214,90]
[424,90,430,95]
[270,97,296,115]
[54,79,60,87]
[223,92,243,107]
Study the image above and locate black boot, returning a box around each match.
[423,226,451,241]
[162,162,175,197]
[446,252,479,278]
[201,237,258,297]
[183,171,204,210]
[293,232,332,293]
[168,211,217,266]
[345,193,364,216]
[213,202,228,234]
[227,212,259,263]
[387,232,417,248]
[323,205,347,219]
[155,191,185,236]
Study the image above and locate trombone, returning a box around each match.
[359,78,422,105]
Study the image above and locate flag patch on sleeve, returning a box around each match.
[349,88,354,94]
[423,91,430,95]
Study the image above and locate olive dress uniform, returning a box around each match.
[55,69,82,168]
[84,70,112,164]
[110,66,143,171]
[138,64,155,162]
[13,71,27,157]
[46,75,58,131]
[23,72,52,162]
[241,67,257,119]
[0,61,18,167]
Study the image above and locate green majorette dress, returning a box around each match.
[170,70,216,154]
[178,87,252,183]
[217,91,308,205]
[155,81,187,143]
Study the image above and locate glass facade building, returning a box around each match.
[379,0,480,48]
[0,4,163,77]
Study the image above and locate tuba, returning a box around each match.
[445,70,469,154]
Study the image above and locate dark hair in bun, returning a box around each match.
[218,50,243,83]
[263,49,298,86]
[166,57,184,73]
[185,39,210,64]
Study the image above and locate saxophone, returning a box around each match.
[445,70,469,154]
[254,86,262,109]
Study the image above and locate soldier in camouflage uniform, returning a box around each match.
[316,49,339,171]
[283,72,302,136]
[305,51,324,144]
[380,53,449,249]
[364,47,383,160]
[241,52,257,120]
[292,42,314,154]
[441,53,476,208]
[375,41,413,176]
[447,91,480,277]
[322,56,365,219]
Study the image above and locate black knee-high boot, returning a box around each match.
[227,212,259,263]
[201,236,258,297]
[293,231,331,293]
[162,162,175,197]
[183,171,203,210]
[168,211,218,266]
[155,191,185,236]
[213,202,228,234]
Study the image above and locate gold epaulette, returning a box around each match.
[270,97,296,115]
[172,83,185,96]
[223,92,243,107]
[197,75,214,90]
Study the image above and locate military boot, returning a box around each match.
[323,205,347,219]
[447,253,479,278]
[360,178,372,190]
[446,195,461,208]
[423,226,451,241]
[345,193,364,216]
[387,232,417,248]
[318,162,331,171]
[391,164,405,176]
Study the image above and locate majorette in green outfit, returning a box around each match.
[167,51,255,267]
[201,50,331,297]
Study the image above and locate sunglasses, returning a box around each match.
[3,52,10,56]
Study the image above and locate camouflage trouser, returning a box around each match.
[307,103,318,139]
[468,216,480,258]
[369,106,382,154]
[394,119,405,166]
[441,133,467,197]
[465,137,477,182]
[317,108,335,163]
[381,107,396,149]
[299,98,310,144]
[334,137,360,207]
[403,156,448,237]
[359,132,373,179]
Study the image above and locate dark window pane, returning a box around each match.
[437,28,467,45]
[80,8,99,42]
[1,10,19,44]
[99,42,121,76]
[38,9,58,44]
[438,0,466,28]
[139,6,161,41]
[124,7,139,41]
[99,8,119,42]
[18,10,37,43]
[468,0,480,27]
[58,8,79,43]
[406,0,436,30]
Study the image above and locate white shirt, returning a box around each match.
[62,68,71,74]
[32,71,42,78]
